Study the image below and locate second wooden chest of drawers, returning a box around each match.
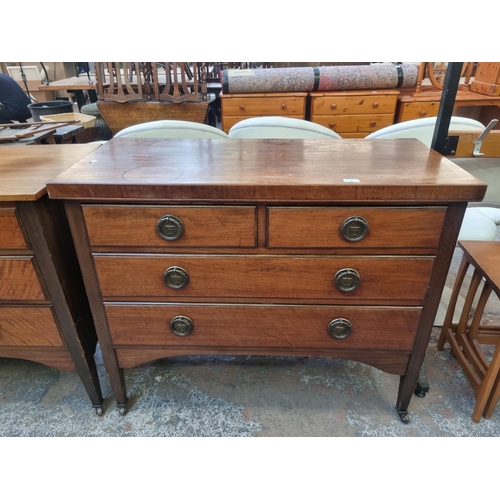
[220,92,307,133]
[0,145,104,414]
[309,90,399,137]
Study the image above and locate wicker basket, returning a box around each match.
[40,112,97,128]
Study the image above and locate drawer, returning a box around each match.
[398,102,440,122]
[106,304,419,351]
[95,255,433,302]
[311,94,398,116]
[83,205,257,248]
[268,207,446,249]
[222,95,306,117]
[0,306,64,346]
[0,207,27,250]
[312,114,395,133]
[0,257,46,300]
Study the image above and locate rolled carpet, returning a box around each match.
[222,63,419,94]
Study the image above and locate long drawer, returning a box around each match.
[83,205,257,248]
[311,94,398,115]
[94,255,433,302]
[106,304,419,351]
[0,257,46,300]
[268,207,446,249]
[0,306,63,346]
[0,207,27,250]
[221,95,306,117]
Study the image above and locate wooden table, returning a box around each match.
[0,144,104,415]
[38,75,98,109]
[46,138,486,421]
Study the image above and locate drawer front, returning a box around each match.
[398,102,440,122]
[312,114,395,133]
[95,255,433,302]
[0,257,46,300]
[222,96,306,117]
[311,95,398,116]
[0,208,27,250]
[268,207,446,249]
[83,205,257,248]
[106,304,419,351]
[0,307,63,346]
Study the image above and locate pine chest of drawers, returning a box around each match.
[309,90,399,137]
[220,92,307,133]
[46,138,486,421]
[0,144,103,414]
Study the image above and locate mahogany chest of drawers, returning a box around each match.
[0,144,103,414]
[309,90,399,137]
[220,92,307,133]
[46,138,486,421]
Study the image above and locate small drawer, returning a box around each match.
[0,207,27,250]
[83,205,257,248]
[268,207,446,249]
[311,94,398,116]
[222,95,306,117]
[0,257,46,301]
[95,255,433,302]
[106,304,419,351]
[398,102,440,122]
[312,114,395,133]
[0,306,63,346]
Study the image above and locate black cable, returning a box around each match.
[40,62,49,85]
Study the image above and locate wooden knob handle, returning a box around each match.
[373,102,379,108]
[329,122,336,128]
[370,121,377,127]
[239,104,245,111]
[331,103,337,109]
[420,110,427,116]
[281,103,287,110]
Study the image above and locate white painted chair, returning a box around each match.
[365,116,486,143]
[228,116,342,139]
[113,120,230,139]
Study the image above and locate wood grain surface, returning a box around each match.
[46,139,487,202]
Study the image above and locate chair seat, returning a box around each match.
[458,208,499,241]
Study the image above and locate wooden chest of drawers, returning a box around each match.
[47,138,486,421]
[309,90,399,137]
[220,92,307,133]
[0,144,104,414]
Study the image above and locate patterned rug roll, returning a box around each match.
[222,64,419,94]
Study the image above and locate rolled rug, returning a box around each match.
[222,63,419,94]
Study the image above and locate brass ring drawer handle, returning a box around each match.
[156,215,184,241]
[334,268,361,292]
[328,318,352,339]
[340,216,369,242]
[164,266,190,289]
[170,315,194,337]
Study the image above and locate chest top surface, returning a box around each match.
[46,139,486,203]
[0,144,101,202]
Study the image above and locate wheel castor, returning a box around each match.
[95,407,104,416]
[397,409,410,424]
[118,405,127,416]
[414,380,430,398]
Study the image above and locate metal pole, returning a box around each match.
[431,62,463,154]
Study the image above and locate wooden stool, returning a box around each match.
[437,240,500,422]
